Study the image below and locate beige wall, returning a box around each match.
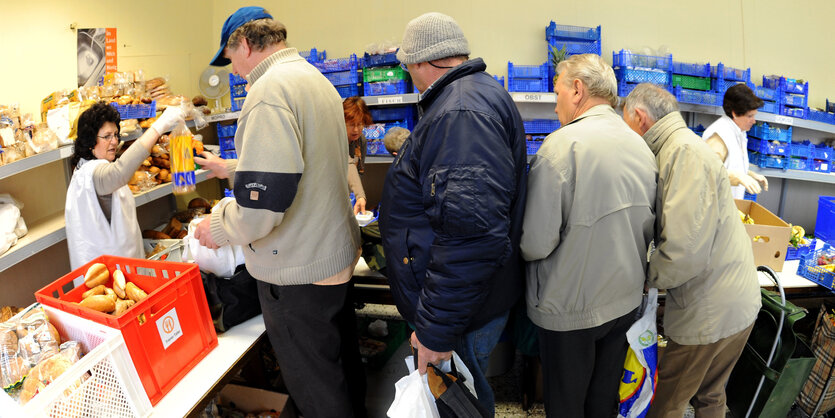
[3,0,835,116]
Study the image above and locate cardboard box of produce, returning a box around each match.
[218,384,295,417]
[735,199,792,271]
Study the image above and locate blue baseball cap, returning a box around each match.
[210,6,273,67]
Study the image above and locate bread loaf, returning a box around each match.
[143,230,171,240]
[80,295,116,313]
[84,263,109,288]
[81,284,106,299]
[125,282,148,303]
[113,270,127,299]
[113,299,135,316]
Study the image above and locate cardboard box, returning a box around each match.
[735,199,792,271]
[218,384,293,416]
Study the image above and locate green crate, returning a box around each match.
[672,74,711,91]
[362,66,409,83]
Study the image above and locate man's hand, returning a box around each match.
[729,170,762,194]
[411,331,452,375]
[194,151,229,179]
[749,170,769,192]
[353,197,366,215]
[193,215,220,249]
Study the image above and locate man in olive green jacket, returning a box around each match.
[623,83,761,417]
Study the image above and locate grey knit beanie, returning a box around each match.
[396,12,470,65]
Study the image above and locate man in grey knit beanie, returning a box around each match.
[380,12,528,416]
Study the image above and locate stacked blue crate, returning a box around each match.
[314,54,361,99]
[545,22,601,91]
[526,135,547,155]
[671,61,718,105]
[807,108,835,125]
[507,62,550,92]
[523,119,560,135]
[747,122,791,170]
[299,48,326,63]
[362,51,411,96]
[762,75,809,119]
[710,63,751,95]
[613,50,673,97]
[216,122,237,159]
[229,73,247,112]
[753,85,779,114]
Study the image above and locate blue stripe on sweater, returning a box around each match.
[233,171,302,213]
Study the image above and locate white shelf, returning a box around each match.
[366,155,394,164]
[363,94,420,106]
[511,92,556,103]
[204,112,240,123]
[751,166,835,184]
[678,102,835,134]
[0,146,73,181]
[0,213,66,274]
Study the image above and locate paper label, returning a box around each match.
[378,96,403,105]
[156,308,183,349]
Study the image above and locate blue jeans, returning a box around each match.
[453,313,510,417]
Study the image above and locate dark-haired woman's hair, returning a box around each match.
[71,102,121,168]
[722,83,764,118]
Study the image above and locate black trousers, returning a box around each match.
[257,280,367,418]
[538,307,639,418]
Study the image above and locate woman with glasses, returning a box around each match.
[343,96,372,215]
[65,102,185,269]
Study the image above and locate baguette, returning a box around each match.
[84,263,109,288]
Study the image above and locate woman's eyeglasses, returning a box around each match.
[97,133,118,141]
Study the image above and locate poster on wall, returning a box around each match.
[77,28,116,87]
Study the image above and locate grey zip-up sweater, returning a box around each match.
[521,105,657,331]
[209,48,360,285]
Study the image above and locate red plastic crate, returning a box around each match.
[34,255,218,405]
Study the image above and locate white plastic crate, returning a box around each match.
[0,305,152,417]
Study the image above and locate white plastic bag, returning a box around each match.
[387,351,477,418]
[0,203,22,255]
[618,288,659,418]
[183,199,245,277]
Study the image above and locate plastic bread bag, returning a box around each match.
[15,306,60,367]
[18,349,76,404]
[1,322,30,393]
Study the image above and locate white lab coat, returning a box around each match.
[702,115,749,199]
[65,159,144,270]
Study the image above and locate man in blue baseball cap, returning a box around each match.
[194,7,367,417]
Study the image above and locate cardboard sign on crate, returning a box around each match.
[35,255,218,406]
[735,200,792,271]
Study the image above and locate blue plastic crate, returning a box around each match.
[369,106,415,124]
[828,99,835,113]
[366,140,389,155]
[229,73,247,86]
[797,244,835,289]
[754,86,778,101]
[787,239,816,261]
[110,101,156,119]
[231,83,247,99]
[545,22,601,41]
[675,87,719,106]
[523,119,561,134]
[615,67,670,85]
[790,143,812,158]
[763,76,809,96]
[363,121,409,141]
[508,62,549,79]
[215,122,237,138]
[364,80,408,96]
[812,159,832,173]
[812,144,834,161]
[749,151,788,169]
[526,140,543,155]
[807,109,835,125]
[760,100,778,114]
[780,106,807,119]
[672,61,710,77]
[299,48,326,63]
[749,123,792,142]
[690,124,706,136]
[613,50,672,71]
[324,69,360,86]
[508,77,549,93]
[789,156,811,171]
[781,93,808,108]
[231,96,245,112]
[711,63,751,82]
[363,51,399,68]
[618,81,639,97]
[335,84,361,99]
[221,149,238,159]
[743,191,757,201]
[493,75,504,87]
[817,197,835,244]
[546,37,601,55]
[313,54,358,73]
[218,136,235,152]
[747,137,789,156]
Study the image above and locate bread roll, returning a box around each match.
[113,299,135,316]
[142,230,171,240]
[19,355,74,404]
[81,284,106,299]
[113,270,127,299]
[84,263,109,288]
[80,295,116,313]
[103,287,117,302]
[125,282,148,303]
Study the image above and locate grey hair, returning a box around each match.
[383,127,410,154]
[228,17,287,52]
[623,83,680,122]
[555,54,618,107]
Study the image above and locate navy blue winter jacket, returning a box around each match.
[379,58,528,352]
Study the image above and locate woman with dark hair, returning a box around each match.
[702,83,768,199]
[343,96,373,215]
[65,102,185,269]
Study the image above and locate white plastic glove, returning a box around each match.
[749,170,769,192]
[150,106,187,135]
[729,170,762,194]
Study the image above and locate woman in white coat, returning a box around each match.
[65,102,184,269]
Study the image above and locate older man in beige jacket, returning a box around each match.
[623,83,761,417]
